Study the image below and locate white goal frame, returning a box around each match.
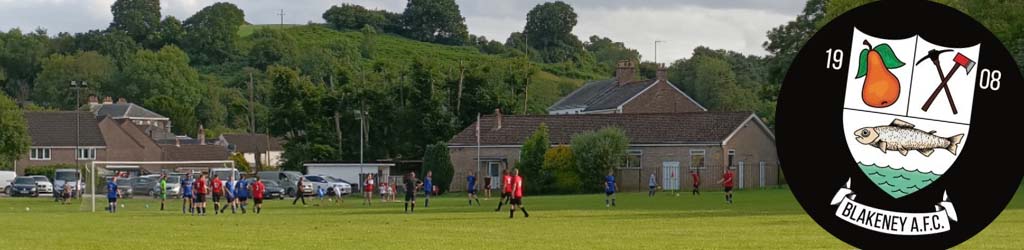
[89,161,235,212]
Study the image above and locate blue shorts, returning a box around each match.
[606,191,615,196]
[238,196,248,202]
[226,194,235,200]
[468,189,477,194]
[183,193,193,199]
[108,197,117,203]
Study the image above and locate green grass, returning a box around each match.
[2,188,1021,249]
[238,24,302,37]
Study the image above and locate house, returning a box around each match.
[15,112,106,175]
[95,116,165,174]
[446,111,778,192]
[215,133,284,168]
[548,60,706,115]
[87,96,175,141]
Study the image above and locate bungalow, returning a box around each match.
[446,111,778,192]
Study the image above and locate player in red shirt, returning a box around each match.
[494,169,513,212]
[691,170,700,195]
[364,173,375,206]
[509,169,529,218]
[717,169,735,204]
[211,175,223,215]
[195,174,209,215]
[251,176,266,214]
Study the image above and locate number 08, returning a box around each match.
[979,68,1001,91]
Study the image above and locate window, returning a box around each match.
[689,149,705,169]
[77,148,96,160]
[30,148,51,160]
[621,150,642,169]
[728,149,736,167]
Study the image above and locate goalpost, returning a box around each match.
[89,161,235,212]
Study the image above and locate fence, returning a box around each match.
[615,164,782,193]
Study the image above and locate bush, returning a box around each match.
[422,141,455,194]
[544,146,581,194]
[516,123,551,195]
[23,164,77,178]
[231,153,251,173]
[571,127,629,193]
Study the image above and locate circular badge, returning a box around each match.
[777,1,1022,248]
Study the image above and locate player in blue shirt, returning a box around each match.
[467,171,480,206]
[235,178,249,214]
[315,186,325,206]
[181,173,194,214]
[605,171,617,208]
[423,171,433,208]
[107,176,122,213]
[221,175,237,214]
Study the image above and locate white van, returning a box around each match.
[0,171,15,193]
[209,168,240,186]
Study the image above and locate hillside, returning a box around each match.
[239,24,589,114]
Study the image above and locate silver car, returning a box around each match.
[29,175,53,194]
[150,176,181,199]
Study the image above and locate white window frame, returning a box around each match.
[77,148,97,160]
[728,149,736,167]
[620,149,643,169]
[689,149,705,170]
[30,147,51,160]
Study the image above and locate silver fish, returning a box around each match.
[853,119,964,157]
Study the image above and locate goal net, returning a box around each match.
[87,161,234,212]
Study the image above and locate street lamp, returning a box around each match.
[70,80,87,199]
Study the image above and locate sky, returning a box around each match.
[0,0,807,63]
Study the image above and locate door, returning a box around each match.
[486,162,501,190]
[759,161,766,188]
[662,161,680,190]
[738,161,745,189]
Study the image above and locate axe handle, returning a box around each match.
[922,63,960,113]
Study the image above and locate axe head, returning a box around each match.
[953,53,976,74]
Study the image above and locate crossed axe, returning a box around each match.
[916,49,976,114]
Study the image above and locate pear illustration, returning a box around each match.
[857,40,905,108]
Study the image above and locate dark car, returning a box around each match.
[9,177,39,197]
[130,176,157,196]
[245,178,285,200]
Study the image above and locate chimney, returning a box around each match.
[116,97,127,104]
[88,95,99,105]
[493,108,502,131]
[198,124,206,145]
[102,96,113,104]
[175,137,181,147]
[615,60,636,85]
[656,63,668,81]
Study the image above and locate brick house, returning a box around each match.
[87,96,175,141]
[446,112,778,193]
[15,112,106,175]
[548,60,706,115]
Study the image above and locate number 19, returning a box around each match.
[825,49,844,70]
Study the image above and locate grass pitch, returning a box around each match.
[1,188,1021,249]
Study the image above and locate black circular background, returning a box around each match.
[777,1,1022,249]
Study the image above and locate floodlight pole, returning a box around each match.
[71,80,87,200]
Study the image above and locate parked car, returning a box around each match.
[29,175,53,194]
[257,171,313,197]
[107,177,133,198]
[150,176,182,199]
[9,176,39,197]
[304,175,351,196]
[0,171,15,194]
[245,178,285,200]
[320,175,353,196]
[131,176,158,196]
[53,169,86,198]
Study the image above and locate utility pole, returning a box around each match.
[248,72,255,134]
[277,9,286,29]
[523,34,530,114]
[70,80,86,200]
[654,40,666,65]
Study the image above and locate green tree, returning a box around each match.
[230,152,251,172]
[0,94,30,170]
[115,45,202,114]
[585,35,641,75]
[182,2,245,65]
[517,123,551,194]
[544,145,580,194]
[144,95,198,135]
[0,28,50,99]
[31,51,116,109]
[422,141,454,194]
[570,127,628,193]
[524,1,585,63]
[401,0,469,45]
[322,4,396,32]
[360,25,377,59]
[248,28,296,69]
[158,16,185,47]
[266,66,335,170]
[110,0,162,48]
[762,0,825,85]
[73,29,141,69]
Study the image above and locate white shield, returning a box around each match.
[842,28,978,198]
